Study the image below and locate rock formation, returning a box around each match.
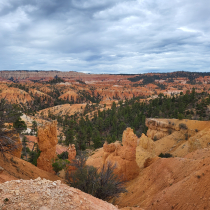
[141,118,210,158]
[136,133,156,168]
[0,177,119,210]
[146,118,180,140]
[37,121,58,173]
[103,128,140,181]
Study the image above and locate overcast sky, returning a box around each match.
[0,0,209,74]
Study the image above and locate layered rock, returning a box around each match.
[37,121,58,173]
[143,118,210,158]
[146,118,179,140]
[103,128,140,181]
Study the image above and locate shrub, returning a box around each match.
[57,151,68,160]
[52,159,70,174]
[153,136,158,141]
[179,123,188,130]
[178,113,184,120]
[184,133,189,140]
[65,152,126,200]
[28,150,41,166]
[159,153,173,158]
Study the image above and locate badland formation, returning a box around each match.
[1,70,210,209]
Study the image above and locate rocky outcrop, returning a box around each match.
[146,118,180,140]
[143,118,210,158]
[136,133,156,168]
[103,128,140,181]
[0,177,119,210]
[37,121,58,173]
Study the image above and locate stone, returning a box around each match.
[37,121,58,173]
[103,128,140,181]
[136,133,156,168]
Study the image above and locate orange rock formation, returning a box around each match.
[103,128,140,181]
[37,121,58,173]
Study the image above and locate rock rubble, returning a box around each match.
[0,177,118,210]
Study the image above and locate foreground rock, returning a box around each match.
[37,121,58,173]
[0,178,118,210]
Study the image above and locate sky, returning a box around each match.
[0,0,210,74]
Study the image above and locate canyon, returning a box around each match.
[1,71,210,209]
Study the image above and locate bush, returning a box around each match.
[57,151,68,160]
[184,133,189,140]
[178,113,184,120]
[179,123,188,130]
[52,159,70,174]
[159,153,173,158]
[153,136,158,141]
[28,150,41,166]
[65,152,126,200]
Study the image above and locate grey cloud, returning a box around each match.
[0,0,210,73]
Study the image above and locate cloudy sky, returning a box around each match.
[0,0,209,74]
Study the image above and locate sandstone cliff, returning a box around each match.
[37,121,58,173]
